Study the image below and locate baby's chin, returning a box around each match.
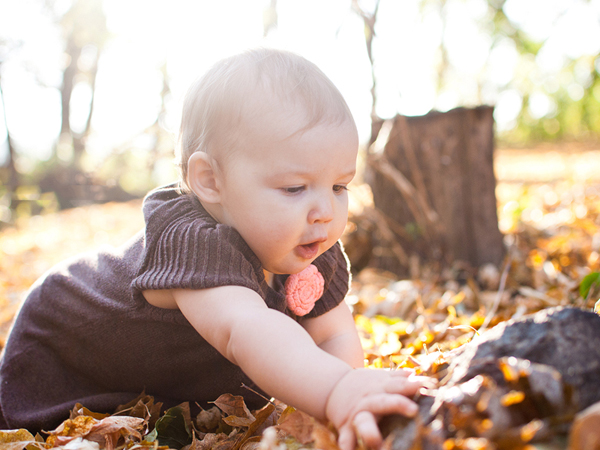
[263,258,318,276]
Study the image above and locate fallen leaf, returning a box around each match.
[276,406,296,425]
[46,415,98,447]
[114,392,163,430]
[239,436,262,450]
[568,401,600,450]
[154,405,193,449]
[213,394,255,423]
[84,416,144,449]
[276,410,314,445]
[183,432,228,450]
[196,406,222,433]
[243,402,277,439]
[70,404,110,421]
[223,415,255,428]
[311,421,339,450]
[0,429,38,450]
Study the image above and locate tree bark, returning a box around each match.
[366,106,505,275]
[0,77,19,210]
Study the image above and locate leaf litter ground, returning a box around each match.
[2,146,600,449]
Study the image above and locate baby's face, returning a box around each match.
[213,108,358,275]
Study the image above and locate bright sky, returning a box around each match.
[0,0,599,166]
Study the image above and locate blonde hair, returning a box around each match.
[177,47,354,189]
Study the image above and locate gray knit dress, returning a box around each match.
[0,184,350,432]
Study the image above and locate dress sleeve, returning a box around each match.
[131,186,266,296]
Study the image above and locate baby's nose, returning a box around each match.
[308,197,334,224]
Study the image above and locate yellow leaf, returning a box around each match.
[0,429,37,450]
[500,390,526,407]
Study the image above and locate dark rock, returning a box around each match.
[445,306,600,411]
[383,307,600,450]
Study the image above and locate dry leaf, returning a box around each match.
[46,415,98,447]
[196,406,223,433]
[0,429,39,450]
[223,415,255,428]
[276,406,296,425]
[114,392,163,429]
[46,414,144,449]
[244,403,276,438]
[311,421,339,450]
[239,436,262,450]
[276,410,314,445]
[568,401,600,450]
[213,394,255,422]
[185,432,229,450]
[85,415,144,449]
[70,404,110,421]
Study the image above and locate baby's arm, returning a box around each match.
[173,286,350,419]
[299,301,364,368]
[172,286,427,450]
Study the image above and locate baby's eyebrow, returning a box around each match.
[340,169,357,178]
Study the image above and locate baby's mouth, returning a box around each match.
[295,241,322,260]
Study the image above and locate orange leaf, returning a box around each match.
[276,410,314,445]
[46,415,98,447]
[311,421,339,450]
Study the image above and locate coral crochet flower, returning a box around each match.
[285,264,324,316]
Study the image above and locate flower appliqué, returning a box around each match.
[285,264,324,316]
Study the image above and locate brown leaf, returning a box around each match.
[231,403,278,450]
[114,393,164,430]
[85,415,145,449]
[240,436,262,450]
[184,432,229,450]
[276,405,296,425]
[196,406,223,433]
[568,401,600,450]
[223,415,255,427]
[213,432,244,450]
[213,394,255,422]
[276,410,314,445]
[311,422,339,450]
[244,403,277,438]
[70,403,111,421]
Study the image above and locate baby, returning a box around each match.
[0,48,427,450]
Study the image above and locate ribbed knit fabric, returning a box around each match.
[0,184,350,433]
[132,185,350,318]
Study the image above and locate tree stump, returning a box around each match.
[365,106,505,275]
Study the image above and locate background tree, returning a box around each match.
[0,0,598,225]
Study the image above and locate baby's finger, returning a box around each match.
[389,368,414,377]
[353,410,383,450]
[352,392,419,419]
[338,423,357,450]
[383,376,432,395]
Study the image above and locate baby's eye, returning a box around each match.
[282,186,306,194]
[333,185,348,194]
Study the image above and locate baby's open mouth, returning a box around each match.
[295,241,321,260]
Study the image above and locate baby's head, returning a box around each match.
[177,47,355,188]
[178,48,359,275]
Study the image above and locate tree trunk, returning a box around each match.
[366,106,505,275]
[0,77,19,210]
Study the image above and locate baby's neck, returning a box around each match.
[263,270,275,287]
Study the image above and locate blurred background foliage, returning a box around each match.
[0,0,599,226]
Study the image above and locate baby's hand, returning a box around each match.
[325,368,432,450]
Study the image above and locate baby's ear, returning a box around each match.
[187,152,222,203]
